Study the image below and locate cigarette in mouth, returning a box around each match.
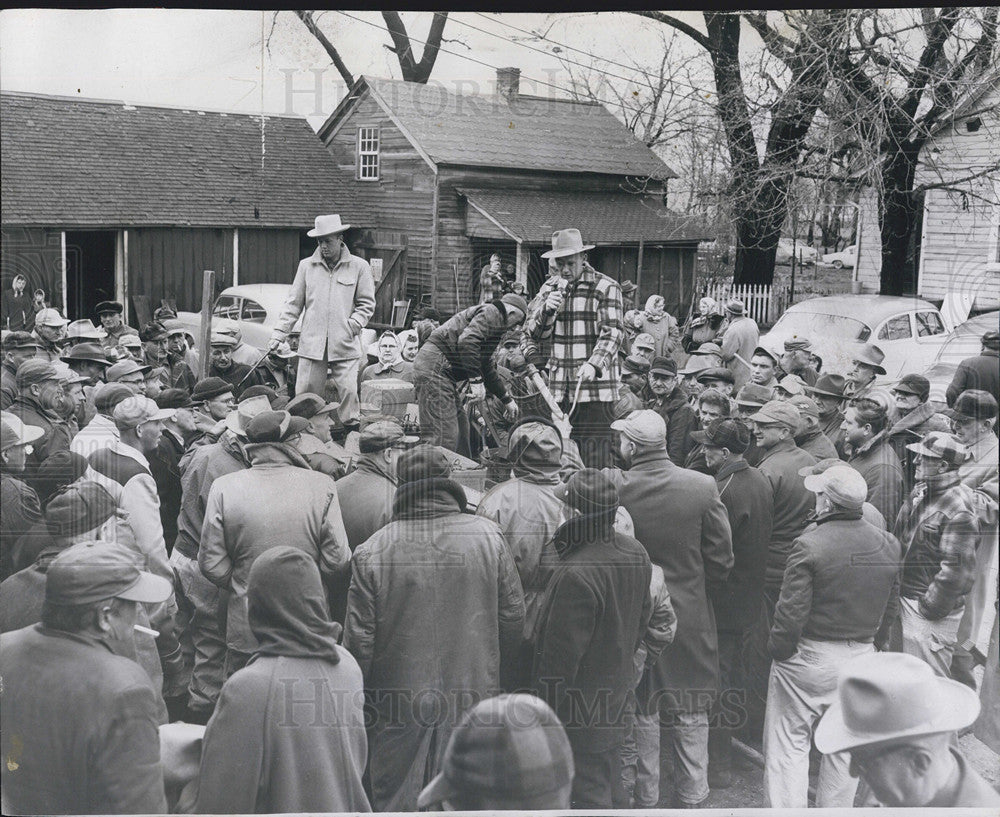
[134,624,160,637]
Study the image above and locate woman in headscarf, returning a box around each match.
[683,297,726,353]
[195,546,371,814]
[635,294,681,359]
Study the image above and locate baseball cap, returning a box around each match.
[790,395,820,419]
[736,383,774,407]
[244,410,308,443]
[803,464,867,510]
[139,322,168,342]
[44,480,118,538]
[118,333,142,349]
[16,359,61,389]
[691,417,751,453]
[209,333,237,348]
[418,694,573,810]
[946,389,998,422]
[649,356,677,376]
[555,468,619,515]
[611,409,667,446]
[622,354,651,375]
[748,400,801,430]
[696,366,735,385]
[52,362,89,386]
[905,431,969,468]
[191,377,233,403]
[33,450,90,508]
[2,331,39,352]
[113,395,175,428]
[359,419,418,453]
[678,356,713,376]
[161,319,188,337]
[783,337,812,352]
[34,307,69,328]
[892,373,930,401]
[106,359,151,382]
[93,382,135,413]
[397,444,453,484]
[751,345,779,363]
[500,292,528,315]
[45,540,172,606]
[156,389,194,410]
[775,374,807,397]
[1,413,44,451]
[632,332,655,351]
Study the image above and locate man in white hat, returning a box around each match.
[763,464,901,808]
[815,651,999,807]
[269,214,375,427]
[523,228,625,468]
[31,307,69,362]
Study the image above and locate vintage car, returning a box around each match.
[820,245,857,269]
[923,310,1000,407]
[763,295,953,380]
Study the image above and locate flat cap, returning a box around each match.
[736,383,774,407]
[44,480,117,538]
[191,377,233,402]
[696,367,735,385]
[209,333,238,348]
[649,356,677,376]
[46,540,172,607]
[783,337,812,352]
[775,374,807,397]
[95,301,124,315]
[106,359,151,382]
[16,359,61,389]
[359,419,418,453]
[611,409,667,446]
[2,331,38,352]
[93,382,134,413]
[748,399,802,430]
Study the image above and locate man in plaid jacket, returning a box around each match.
[894,431,981,678]
[523,229,625,468]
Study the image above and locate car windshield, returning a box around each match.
[773,312,871,342]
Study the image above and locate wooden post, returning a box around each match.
[636,239,644,300]
[198,270,215,379]
[677,247,685,316]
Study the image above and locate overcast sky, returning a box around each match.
[0,9,709,129]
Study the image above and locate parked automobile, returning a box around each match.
[764,295,952,380]
[176,284,375,354]
[821,245,857,269]
[923,310,1000,407]
[775,238,817,266]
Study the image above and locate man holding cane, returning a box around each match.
[523,229,625,468]
[268,215,375,427]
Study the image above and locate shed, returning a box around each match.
[1,91,374,323]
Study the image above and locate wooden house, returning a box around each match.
[854,70,1000,312]
[1,91,374,324]
[318,69,709,315]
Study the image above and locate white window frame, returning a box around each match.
[987,201,1000,271]
[357,126,380,181]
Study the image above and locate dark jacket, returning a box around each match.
[345,476,525,811]
[1,360,17,409]
[2,290,35,331]
[818,408,847,458]
[848,431,905,527]
[424,302,512,400]
[604,451,733,713]
[946,349,1000,407]
[8,393,74,489]
[148,428,186,555]
[649,386,699,465]
[532,514,652,749]
[755,437,817,588]
[0,625,167,815]
[0,473,41,581]
[335,454,397,550]
[886,403,951,494]
[895,472,980,619]
[710,459,773,632]
[208,361,260,399]
[795,426,839,462]
[768,509,902,661]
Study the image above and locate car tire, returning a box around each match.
[832,260,844,269]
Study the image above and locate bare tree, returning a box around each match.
[286,11,451,87]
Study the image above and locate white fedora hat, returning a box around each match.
[307,214,351,238]
[540,228,595,260]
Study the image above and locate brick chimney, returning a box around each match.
[496,67,520,103]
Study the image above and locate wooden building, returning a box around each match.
[1,91,375,323]
[318,69,709,315]
[854,70,1000,311]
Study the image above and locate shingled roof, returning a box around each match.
[460,188,708,244]
[320,76,676,179]
[1,91,373,228]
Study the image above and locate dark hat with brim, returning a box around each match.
[807,373,848,399]
[2,331,39,352]
[649,356,677,376]
[95,301,124,315]
[191,376,234,402]
[60,342,111,366]
[944,389,998,422]
[244,410,309,443]
[46,540,172,606]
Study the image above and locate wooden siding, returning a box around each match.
[1,226,65,311]
[322,92,435,303]
[238,228,302,286]
[857,84,1000,308]
[128,227,234,313]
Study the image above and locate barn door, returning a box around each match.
[353,230,408,325]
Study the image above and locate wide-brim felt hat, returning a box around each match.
[851,343,887,375]
[60,343,111,366]
[807,373,848,399]
[307,214,351,237]
[540,228,595,259]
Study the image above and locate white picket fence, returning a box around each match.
[699,281,787,326]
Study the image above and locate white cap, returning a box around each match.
[803,465,867,510]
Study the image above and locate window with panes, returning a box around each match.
[357,127,380,181]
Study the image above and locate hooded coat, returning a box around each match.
[344,476,525,812]
[886,402,951,493]
[635,295,680,358]
[195,548,370,814]
[847,430,905,527]
[199,442,350,654]
[603,451,733,714]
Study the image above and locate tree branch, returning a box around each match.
[629,11,712,51]
[294,10,354,87]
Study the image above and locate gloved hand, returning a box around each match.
[503,399,519,422]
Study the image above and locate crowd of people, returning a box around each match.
[1,215,998,813]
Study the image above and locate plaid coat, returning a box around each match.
[895,472,980,620]
[523,263,624,404]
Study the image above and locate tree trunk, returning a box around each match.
[878,149,920,295]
